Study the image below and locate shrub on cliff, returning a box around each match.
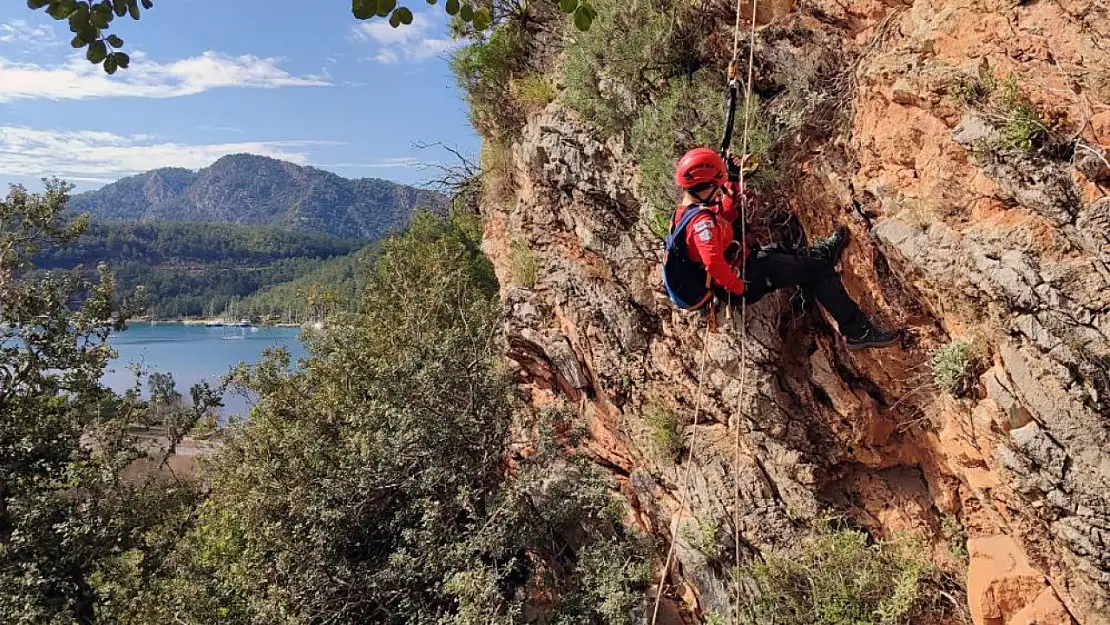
[631,76,777,237]
[561,0,696,134]
[739,518,948,625]
[451,21,528,135]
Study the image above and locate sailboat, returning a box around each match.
[221,327,248,340]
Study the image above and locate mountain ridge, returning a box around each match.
[68,154,448,240]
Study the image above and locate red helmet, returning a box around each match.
[675,147,726,189]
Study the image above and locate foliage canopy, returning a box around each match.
[25,0,595,77]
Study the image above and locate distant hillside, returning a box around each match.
[68,154,448,240]
[34,221,364,319]
[233,242,385,323]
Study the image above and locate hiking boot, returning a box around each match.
[845,321,900,351]
[806,225,850,265]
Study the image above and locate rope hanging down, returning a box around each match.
[648,0,759,622]
[731,0,760,622]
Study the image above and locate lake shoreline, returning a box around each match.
[127,317,319,330]
[103,324,309,418]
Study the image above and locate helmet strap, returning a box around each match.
[690,184,721,205]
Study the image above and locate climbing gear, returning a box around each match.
[675,148,727,189]
[845,321,900,350]
[804,225,850,265]
[719,63,740,157]
[662,206,717,310]
[726,153,743,183]
[651,0,763,622]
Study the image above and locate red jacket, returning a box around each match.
[671,182,759,297]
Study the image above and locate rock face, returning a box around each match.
[477,0,1109,622]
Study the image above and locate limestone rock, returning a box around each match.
[478,0,1110,621]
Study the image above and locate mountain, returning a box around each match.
[68,154,448,240]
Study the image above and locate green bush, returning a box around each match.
[931,341,975,395]
[996,76,1047,152]
[451,22,526,134]
[631,75,777,238]
[510,235,538,287]
[952,65,1047,152]
[481,137,515,200]
[564,536,654,624]
[680,515,722,560]
[511,72,556,113]
[644,402,683,462]
[740,519,940,625]
[941,515,968,562]
[561,0,698,136]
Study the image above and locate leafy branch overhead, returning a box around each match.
[351,0,595,32]
[26,0,152,74]
[26,0,594,76]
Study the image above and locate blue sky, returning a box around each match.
[0,1,480,192]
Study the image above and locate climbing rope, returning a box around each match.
[649,318,714,623]
[648,0,761,622]
[731,0,760,621]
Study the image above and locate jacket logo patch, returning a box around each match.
[698,229,712,242]
[692,220,713,233]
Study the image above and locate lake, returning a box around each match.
[102,323,309,418]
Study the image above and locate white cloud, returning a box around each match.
[351,13,463,64]
[328,157,424,169]
[0,50,330,102]
[0,20,57,48]
[0,126,342,182]
[198,124,245,133]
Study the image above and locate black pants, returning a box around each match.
[714,247,868,336]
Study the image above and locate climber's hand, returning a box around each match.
[726,154,744,182]
[726,153,759,182]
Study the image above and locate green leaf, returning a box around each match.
[375,0,395,17]
[112,0,128,16]
[128,0,140,19]
[558,0,577,13]
[445,0,459,15]
[388,10,401,27]
[573,3,595,30]
[115,51,129,68]
[426,0,437,4]
[352,0,376,19]
[106,34,123,47]
[87,39,107,63]
[68,8,86,32]
[104,54,118,74]
[47,1,77,19]
[70,34,86,48]
[472,6,491,30]
[27,0,52,9]
[141,0,153,7]
[459,2,473,21]
[394,6,413,24]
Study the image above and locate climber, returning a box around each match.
[662,147,900,350]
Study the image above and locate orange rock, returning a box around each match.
[967,535,1074,625]
[1091,112,1110,149]
[1009,586,1077,625]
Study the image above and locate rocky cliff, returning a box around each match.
[469,0,1110,622]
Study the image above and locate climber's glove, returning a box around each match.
[726,154,743,183]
